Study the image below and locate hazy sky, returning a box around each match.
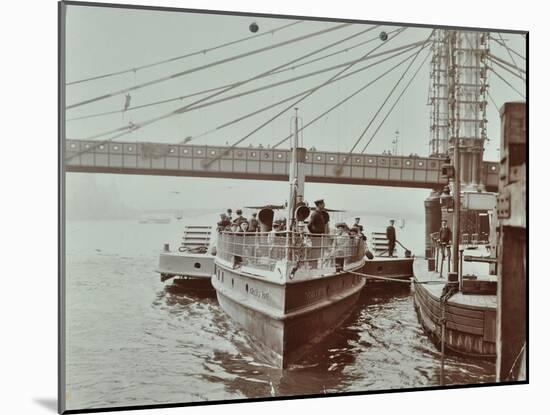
[63,4,526,217]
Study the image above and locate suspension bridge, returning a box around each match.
[63,16,525,193]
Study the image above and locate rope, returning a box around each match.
[348,270,456,285]
[66,20,304,86]
[507,342,526,380]
[66,23,351,109]
[396,239,411,252]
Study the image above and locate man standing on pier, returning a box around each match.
[386,219,397,257]
[439,219,452,261]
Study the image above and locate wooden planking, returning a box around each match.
[419,289,484,328]
[483,309,497,342]
[414,285,485,336]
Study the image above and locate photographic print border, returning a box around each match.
[58,1,529,413]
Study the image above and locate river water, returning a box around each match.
[64,217,495,411]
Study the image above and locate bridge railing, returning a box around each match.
[64,139,500,190]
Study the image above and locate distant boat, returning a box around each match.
[138,217,171,224]
[362,230,413,282]
[157,225,216,292]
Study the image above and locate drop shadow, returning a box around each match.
[34,398,57,412]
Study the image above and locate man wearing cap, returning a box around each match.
[333,223,349,272]
[233,209,248,231]
[248,212,259,232]
[307,199,326,269]
[386,219,397,257]
[307,199,326,235]
[438,219,452,263]
[226,208,233,222]
[217,213,231,232]
[351,217,367,241]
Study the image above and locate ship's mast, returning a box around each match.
[287,108,300,231]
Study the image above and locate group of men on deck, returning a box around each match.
[215,199,421,259]
[217,208,259,233]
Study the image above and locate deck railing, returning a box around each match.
[217,231,365,273]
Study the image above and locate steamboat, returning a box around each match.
[157,225,216,292]
[362,229,414,283]
[212,111,366,368]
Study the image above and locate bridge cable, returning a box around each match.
[66,23,352,109]
[487,56,525,82]
[199,28,409,168]
[358,33,433,154]
[191,43,425,146]
[497,33,525,83]
[69,36,426,127]
[72,26,378,140]
[66,20,304,86]
[271,43,428,149]
[359,48,432,153]
[489,35,526,60]
[332,30,433,172]
[486,91,500,113]
[67,26,390,123]
[488,53,526,74]
[66,25,388,160]
[488,66,526,99]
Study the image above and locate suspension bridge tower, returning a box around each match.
[424,29,490,256]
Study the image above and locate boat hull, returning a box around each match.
[362,257,414,282]
[157,251,215,281]
[412,258,496,358]
[212,264,365,368]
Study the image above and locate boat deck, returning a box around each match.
[414,259,496,310]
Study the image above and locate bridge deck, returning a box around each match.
[64,140,499,191]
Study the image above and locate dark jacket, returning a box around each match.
[307,209,326,234]
[233,216,247,227]
[351,223,363,233]
[439,227,452,244]
[249,218,259,232]
[386,225,396,242]
[217,218,231,232]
